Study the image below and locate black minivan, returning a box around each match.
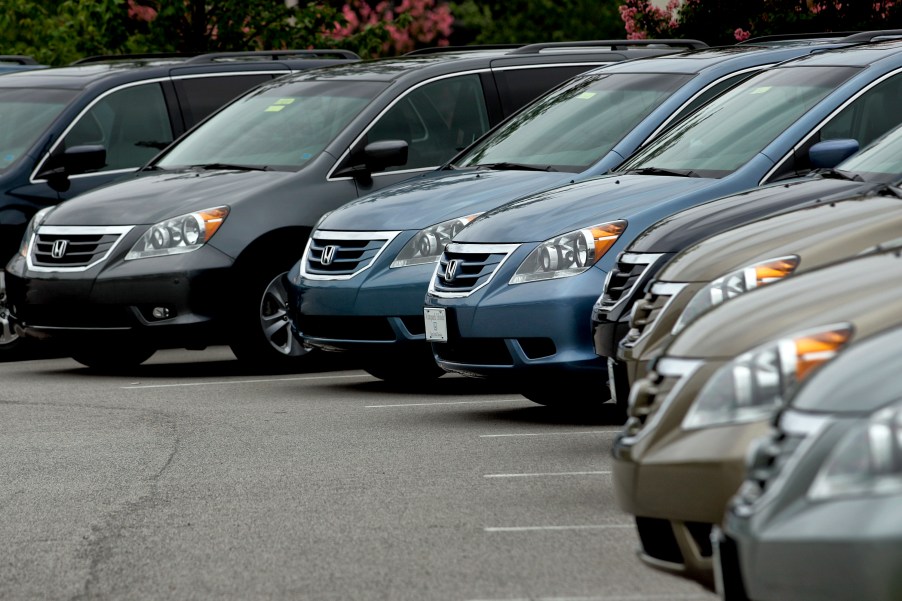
[0,50,360,357]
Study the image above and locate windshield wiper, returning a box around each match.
[624,166,700,178]
[480,162,558,172]
[815,167,863,182]
[191,163,270,172]
[878,184,902,199]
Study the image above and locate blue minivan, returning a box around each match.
[288,37,850,381]
[424,39,902,405]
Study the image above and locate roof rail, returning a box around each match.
[184,49,360,63]
[740,31,860,44]
[71,52,193,65]
[70,49,359,66]
[508,39,708,54]
[840,29,902,43]
[0,55,40,65]
[404,44,523,56]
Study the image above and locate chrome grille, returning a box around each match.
[301,230,400,280]
[428,243,518,298]
[28,225,132,271]
[596,253,663,314]
[622,281,687,347]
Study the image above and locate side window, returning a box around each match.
[769,73,902,181]
[493,65,589,115]
[61,83,174,172]
[668,71,760,126]
[368,74,490,172]
[173,74,275,127]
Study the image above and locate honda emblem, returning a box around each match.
[444,259,461,282]
[320,245,338,266]
[51,239,68,259]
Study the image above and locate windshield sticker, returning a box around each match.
[577,92,597,99]
[750,86,772,94]
[265,105,286,112]
[274,98,295,105]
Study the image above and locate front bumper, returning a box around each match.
[613,420,768,587]
[427,266,609,381]
[291,259,436,354]
[5,245,233,348]
[723,496,902,601]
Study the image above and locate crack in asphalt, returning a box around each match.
[0,398,152,412]
[68,410,181,601]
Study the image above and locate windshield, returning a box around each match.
[616,66,860,178]
[838,124,902,182]
[0,88,78,173]
[453,72,692,172]
[157,79,388,170]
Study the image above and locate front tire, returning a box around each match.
[0,272,23,360]
[229,268,312,369]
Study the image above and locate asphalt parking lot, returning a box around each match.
[1,347,716,600]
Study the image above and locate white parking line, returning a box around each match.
[122,373,371,389]
[484,524,632,532]
[365,399,531,408]
[467,595,713,601]
[480,430,619,438]
[484,471,611,478]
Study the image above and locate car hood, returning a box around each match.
[454,174,717,244]
[320,169,571,231]
[668,251,902,359]
[43,169,295,226]
[659,190,902,282]
[627,176,871,253]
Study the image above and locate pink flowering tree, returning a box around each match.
[619,0,899,45]
[333,0,454,55]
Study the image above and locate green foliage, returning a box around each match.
[450,0,625,45]
[0,1,392,66]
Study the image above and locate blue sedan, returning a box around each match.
[425,39,902,405]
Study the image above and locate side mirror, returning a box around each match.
[59,144,107,175]
[809,139,859,169]
[38,145,107,192]
[363,140,408,172]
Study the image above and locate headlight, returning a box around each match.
[18,207,54,258]
[809,401,902,500]
[682,324,852,430]
[672,256,799,335]
[390,214,482,268]
[125,206,229,260]
[509,221,626,284]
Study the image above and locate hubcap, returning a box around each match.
[259,272,306,357]
[0,272,18,347]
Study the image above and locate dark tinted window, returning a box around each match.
[62,83,173,172]
[368,74,490,171]
[493,65,592,115]
[173,74,276,127]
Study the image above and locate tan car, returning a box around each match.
[612,248,902,588]
[618,177,902,389]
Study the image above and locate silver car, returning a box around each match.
[718,325,902,601]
